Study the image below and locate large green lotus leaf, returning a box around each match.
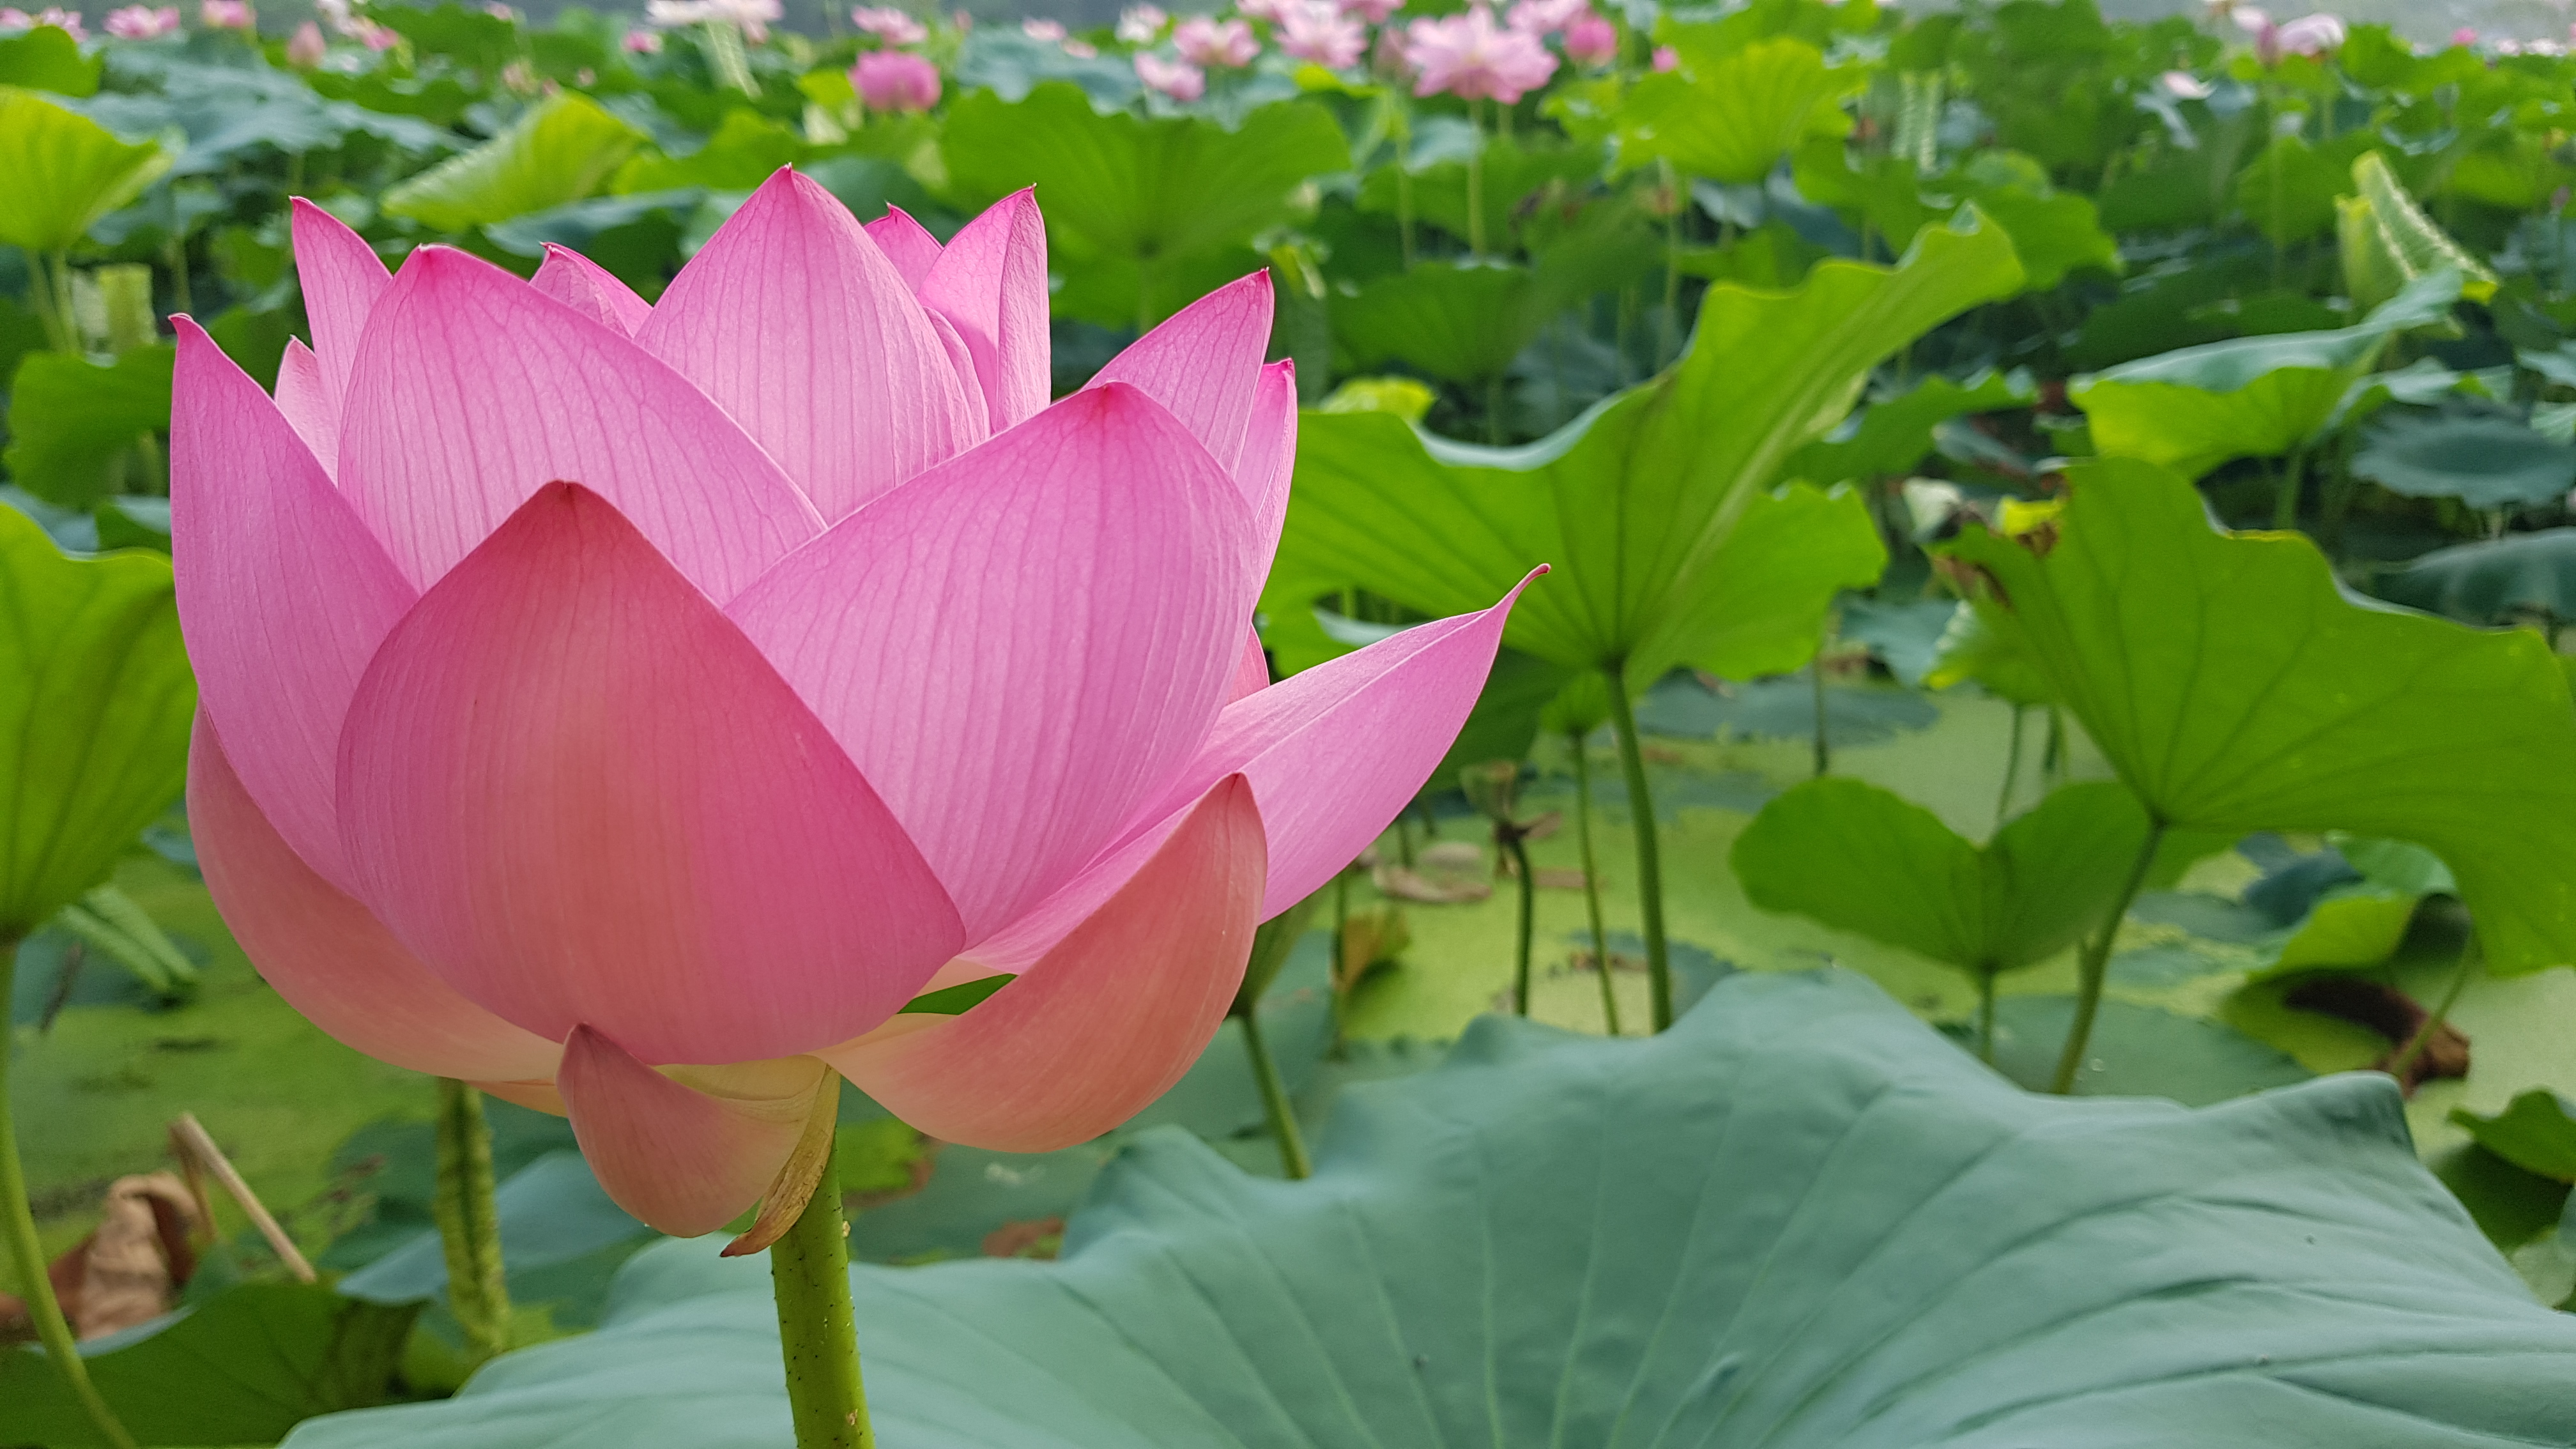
[1943,457,2576,975]
[70,55,446,177]
[1788,366,2035,486]
[0,1284,418,1447]
[1266,215,2022,682]
[2455,1090,2576,1183]
[2354,413,2576,510]
[942,84,1349,326]
[2376,528,2576,624]
[3,344,174,507]
[1333,259,1548,385]
[0,503,195,935]
[383,93,644,232]
[611,109,803,194]
[2340,152,2499,314]
[0,24,100,96]
[1733,778,2149,976]
[2231,131,2376,247]
[2071,270,2464,478]
[1629,481,1886,684]
[1614,35,1860,185]
[0,86,174,252]
[281,970,2576,1449]
[1967,183,2119,291]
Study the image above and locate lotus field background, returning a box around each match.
[10,0,2576,1442]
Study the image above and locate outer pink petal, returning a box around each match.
[335,483,965,1066]
[338,245,825,602]
[171,319,418,893]
[531,244,654,335]
[190,717,560,1082]
[919,188,1050,433]
[1229,627,1270,702]
[1087,271,1274,475]
[289,197,388,415]
[269,338,337,473]
[826,776,1264,1152]
[1236,358,1298,574]
[558,1028,822,1236]
[728,385,1255,940]
[636,169,983,523]
[1139,569,1544,917]
[864,205,942,291]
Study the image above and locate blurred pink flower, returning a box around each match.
[355,19,396,47]
[1062,35,1096,55]
[1174,14,1256,65]
[854,47,940,108]
[105,4,182,37]
[2234,7,2342,65]
[500,57,539,92]
[1276,0,1361,66]
[0,10,27,28]
[174,176,1532,1235]
[1561,8,1613,64]
[1116,4,1165,42]
[2452,27,2476,46]
[1237,0,1288,19]
[1135,48,1206,96]
[198,0,251,27]
[1650,42,1675,70]
[1506,0,1582,35]
[623,26,663,50]
[484,2,515,19]
[851,4,926,42]
[2157,68,2213,98]
[1022,15,1064,39]
[648,0,779,40]
[953,7,970,27]
[1340,0,1400,21]
[1404,4,1555,102]
[285,17,325,60]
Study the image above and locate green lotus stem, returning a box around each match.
[1485,370,1505,445]
[1975,970,1998,1064]
[1658,160,1683,368]
[1504,831,1536,1017]
[1330,866,1351,1057]
[1465,99,1488,258]
[2044,705,2066,785]
[1997,704,2028,827]
[433,1078,512,1370]
[2050,821,2165,1094]
[0,937,142,1449]
[1809,650,1831,779]
[769,1145,873,1449]
[29,252,75,355]
[2273,447,2308,532]
[2388,937,2479,1084]
[1570,732,1621,1036]
[1238,1008,1312,1180]
[1600,664,1673,1032]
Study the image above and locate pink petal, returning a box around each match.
[923,307,985,422]
[531,244,653,335]
[289,197,388,415]
[338,244,825,601]
[1229,627,1270,701]
[727,385,1255,940]
[558,1027,824,1236]
[1140,569,1543,917]
[1087,271,1274,475]
[334,483,965,1066]
[636,169,983,523]
[1236,358,1298,572]
[269,338,337,472]
[919,188,1050,433]
[864,204,943,291]
[171,319,418,893]
[190,717,559,1082]
[826,776,1264,1152]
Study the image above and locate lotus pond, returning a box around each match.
[5,0,2576,1445]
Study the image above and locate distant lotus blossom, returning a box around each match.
[2157,68,2213,98]
[2233,6,2343,65]
[1022,16,1064,39]
[1174,14,1255,65]
[285,16,324,59]
[1505,0,1583,35]
[1236,0,1288,20]
[0,9,24,27]
[1116,3,1164,41]
[852,5,926,42]
[485,2,516,19]
[1650,43,1675,70]
[500,57,539,91]
[18,3,84,33]
[1276,0,1361,66]
[355,19,397,47]
[1135,49,1206,98]
[648,0,780,40]
[953,7,970,27]
[1340,0,1400,21]
[853,47,940,108]
[1403,4,1555,102]
[199,0,251,27]
[624,26,663,50]
[1370,19,1407,76]
[1561,8,1613,63]
[105,4,181,36]
[2453,26,2476,45]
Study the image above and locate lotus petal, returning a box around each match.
[532,244,653,335]
[268,338,337,475]
[558,1027,825,1236]
[919,188,1050,433]
[1087,272,1274,474]
[864,205,942,291]
[288,197,388,416]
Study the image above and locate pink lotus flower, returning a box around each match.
[2157,68,2213,98]
[285,16,325,61]
[1650,42,1676,70]
[850,4,925,43]
[1021,15,1064,40]
[199,0,251,27]
[1173,14,1255,65]
[623,26,663,51]
[105,4,182,38]
[8,4,86,36]
[852,48,940,109]
[2232,6,2343,65]
[170,173,1533,1237]
[1404,3,1554,102]
[1237,0,1287,19]
[1340,0,1400,22]
[1135,49,1206,97]
[1276,0,1362,67]
[1505,0,1582,36]
[1116,4,1165,42]
[1561,7,1613,64]
[354,18,396,47]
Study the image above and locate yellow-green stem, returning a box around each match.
[1238,1009,1312,1179]
[1600,665,1673,1031]
[1570,733,1621,1036]
[1975,970,1997,1064]
[2050,822,2165,1093]
[1996,703,2027,828]
[2388,938,2478,1084]
[769,1154,872,1449]
[1,937,142,1449]
[433,1078,511,1370]
[1504,832,1535,1016]
[1465,99,1488,257]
